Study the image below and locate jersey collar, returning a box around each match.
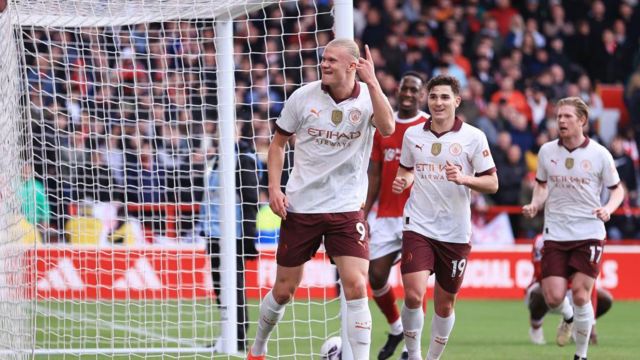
[558,137,590,153]
[423,116,463,138]
[321,81,360,103]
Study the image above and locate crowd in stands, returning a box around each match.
[18,0,640,244]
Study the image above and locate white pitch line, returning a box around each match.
[35,304,202,348]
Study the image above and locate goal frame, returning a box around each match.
[1,0,357,357]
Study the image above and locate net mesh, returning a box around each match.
[2,0,343,358]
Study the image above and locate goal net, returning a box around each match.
[0,0,350,358]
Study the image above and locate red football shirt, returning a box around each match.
[370,111,428,218]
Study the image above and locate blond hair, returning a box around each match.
[326,38,360,60]
[557,96,590,122]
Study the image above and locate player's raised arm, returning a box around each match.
[267,131,290,219]
[356,44,394,136]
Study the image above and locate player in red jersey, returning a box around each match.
[364,71,429,360]
[526,235,613,345]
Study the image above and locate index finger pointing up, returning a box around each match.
[365,44,371,60]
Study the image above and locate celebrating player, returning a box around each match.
[393,75,498,360]
[247,38,394,360]
[523,97,624,360]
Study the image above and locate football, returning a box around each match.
[319,336,342,360]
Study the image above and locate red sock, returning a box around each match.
[423,294,428,313]
[372,284,400,324]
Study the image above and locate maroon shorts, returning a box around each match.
[400,231,471,294]
[541,239,604,279]
[276,211,369,267]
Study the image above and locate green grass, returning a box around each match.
[34,299,640,359]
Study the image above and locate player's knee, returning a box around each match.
[342,277,368,300]
[404,289,424,309]
[434,302,454,317]
[367,269,387,290]
[272,284,296,305]
[543,291,565,309]
[570,287,591,306]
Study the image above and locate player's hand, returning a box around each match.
[269,188,289,220]
[356,44,376,86]
[522,204,538,218]
[593,207,611,222]
[445,161,466,185]
[392,176,407,194]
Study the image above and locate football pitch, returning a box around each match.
[34,299,640,359]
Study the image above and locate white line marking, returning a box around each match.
[35,304,202,348]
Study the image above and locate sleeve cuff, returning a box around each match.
[399,163,413,171]
[475,167,497,177]
[535,178,547,184]
[608,182,620,190]
[275,123,294,137]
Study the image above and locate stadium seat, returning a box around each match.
[65,217,103,245]
[17,217,42,244]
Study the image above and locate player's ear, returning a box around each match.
[349,59,357,71]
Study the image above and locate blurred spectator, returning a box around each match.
[200,131,260,352]
[19,163,50,241]
[576,74,604,126]
[432,50,468,89]
[526,83,548,129]
[494,144,527,234]
[488,0,519,37]
[494,144,527,206]
[626,65,640,150]
[610,136,638,203]
[361,7,386,48]
[491,76,531,121]
[126,141,166,203]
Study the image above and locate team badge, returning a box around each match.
[348,108,362,125]
[431,143,442,156]
[581,160,591,172]
[331,110,343,126]
[450,143,462,156]
[565,158,574,169]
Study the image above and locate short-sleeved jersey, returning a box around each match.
[399,118,496,244]
[371,111,429,218]
[536,138,621,241]
[275,80,376,213]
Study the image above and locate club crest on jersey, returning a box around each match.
[348,108,362,125]
[431,143,442,156]
[565,158,574,169]
[450,143,462,156]
[581,160,591,172]
[331,110,343,126]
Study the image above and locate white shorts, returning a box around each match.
[368,216,403,260]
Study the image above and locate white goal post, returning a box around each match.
[0,0,355,358]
